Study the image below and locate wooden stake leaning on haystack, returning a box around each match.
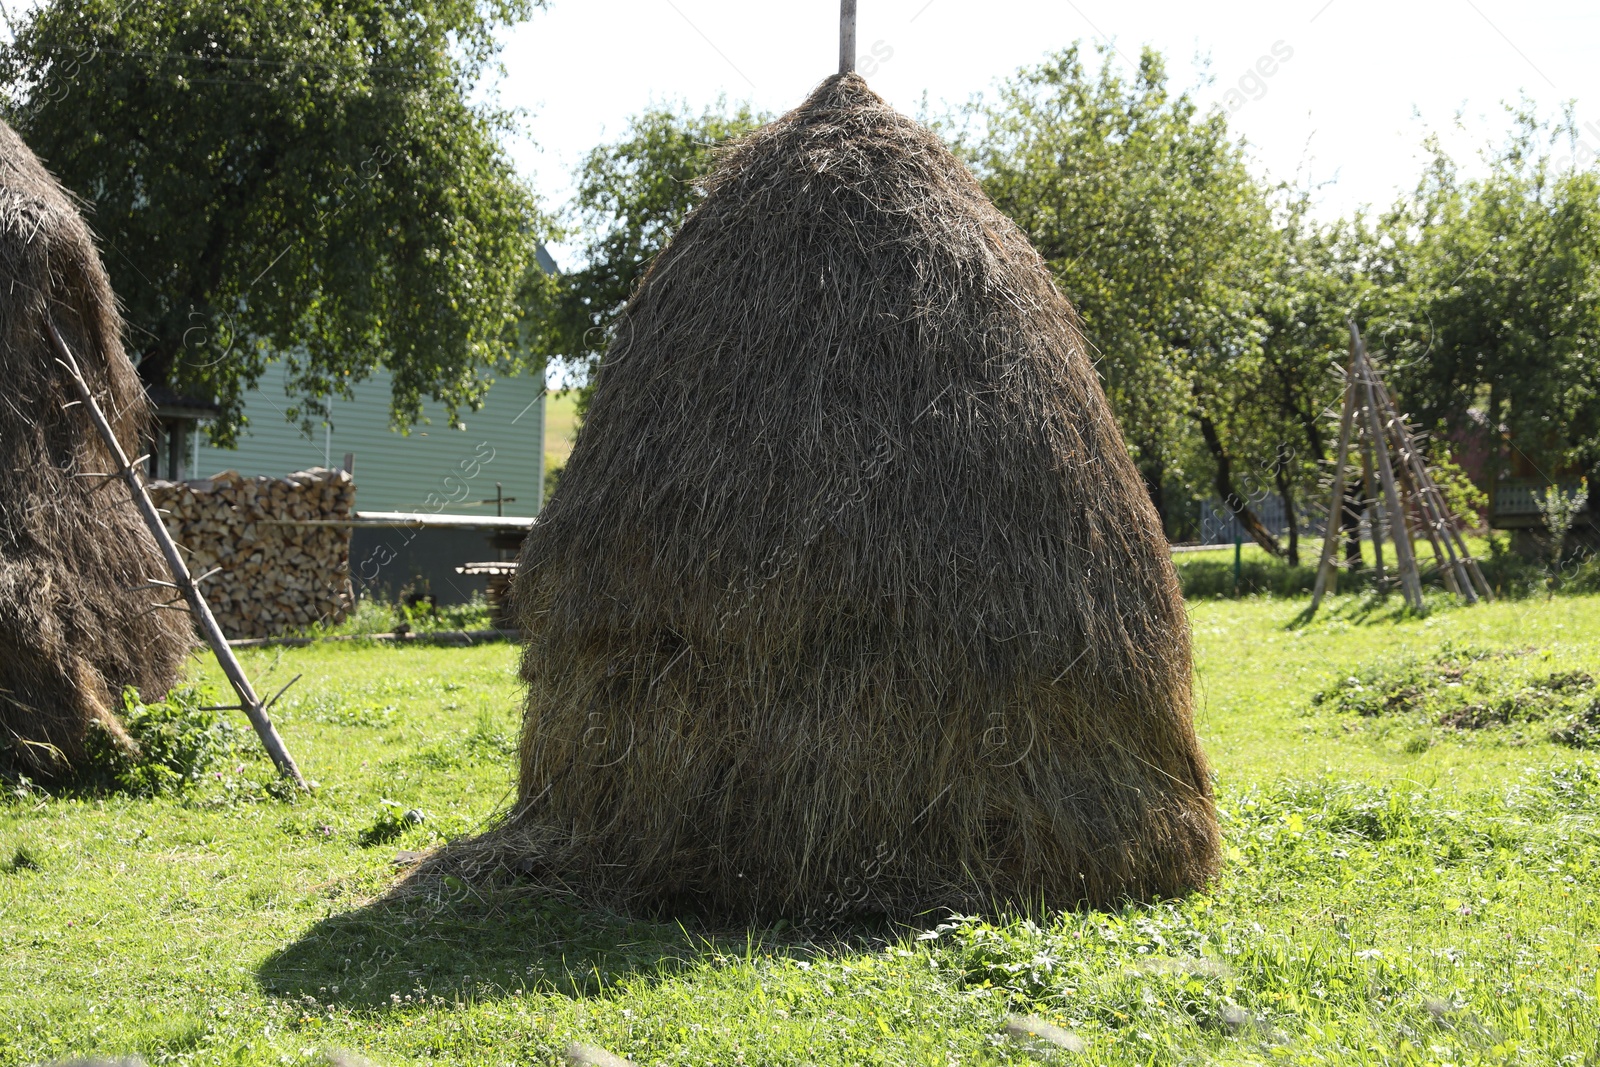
[1309,320,1491,614]
[47,321,307,789]
[2,118,196,779]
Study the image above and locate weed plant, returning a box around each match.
[76,685,242,795]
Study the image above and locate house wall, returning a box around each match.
[195,361,545,514]
[349,526,499,605]
[193,361,545,606]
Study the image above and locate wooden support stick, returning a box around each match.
[1361,422,1385,582]
[840,0,857,74]
[1372,397,1458,595]
[47,319,307,789]
[1390,430,1460,595]
[1371,378,1476,602]
[1353,332,1424,610]
[1311,351,1360,611]
[1369,373,1493,601]
[1432,468,1494,600]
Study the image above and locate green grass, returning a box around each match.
[4,594,1600,1065]
[1173,534,1599,601]
[290,593,496,638]
[544,389,581,471]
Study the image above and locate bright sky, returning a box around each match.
[494,0,1600,267]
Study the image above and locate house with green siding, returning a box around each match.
[169,360,545,606]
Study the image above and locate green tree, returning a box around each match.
[527,100,766,419]
[970,45,1291,550]
[2,0,545,442]
[1372,110,1600,488]
[1236,203,1373,564]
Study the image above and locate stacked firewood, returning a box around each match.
[148,468,355,638]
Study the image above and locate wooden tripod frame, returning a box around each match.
[1308,321,1492,614]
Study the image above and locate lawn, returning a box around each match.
[3,592,1599,1065]
[544,390,582,471]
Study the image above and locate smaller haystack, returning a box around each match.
[0,120,193,777]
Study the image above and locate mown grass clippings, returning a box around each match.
[1311,643,1600,749]
[1552,701,1600,749]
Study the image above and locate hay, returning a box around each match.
[0,119,193,778]
[444,74,1219,919]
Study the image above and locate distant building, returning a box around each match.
[180,359,545,605]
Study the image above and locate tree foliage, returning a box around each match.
[2,0,545,442]
[514,43,1599,561]
[970,46,1320,551]
[526,100,766,416]
[1372,111,1600,484]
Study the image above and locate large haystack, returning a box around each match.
[0,120,192,777]
[471,75,1218,919]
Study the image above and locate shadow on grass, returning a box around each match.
[256,878,876,1008]
[258,882,717,1006]
[1286,589,1425,630]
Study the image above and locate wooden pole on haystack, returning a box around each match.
[47,319,308,789]
[839,0,857,74]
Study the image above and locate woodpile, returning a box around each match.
[454,560,518,628]
[148,468,355,638]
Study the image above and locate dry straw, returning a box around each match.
[434,74,1219,920]
[0,119,192,777]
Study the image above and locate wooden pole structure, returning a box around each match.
[839,0,857,74]
[1308,319,1492,618]
[47,319,308,789]
[1310,349,1360,610]
[1363,380,1459,596]
[1369,380,1470,599]
[1418,449,1494,600]
[1361,428,1385,582]
[1370,373,1492,601]
[1353,327,1425,609]
[1386,420,1461,595]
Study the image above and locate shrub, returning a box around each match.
[81,685,240,795]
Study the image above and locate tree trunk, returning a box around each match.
[1275,459,1300,566]
[1140,452,1169,539]
[137,336,183,393]
[1196,410,1285,558]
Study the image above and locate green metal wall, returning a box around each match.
[194,361,545,516]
